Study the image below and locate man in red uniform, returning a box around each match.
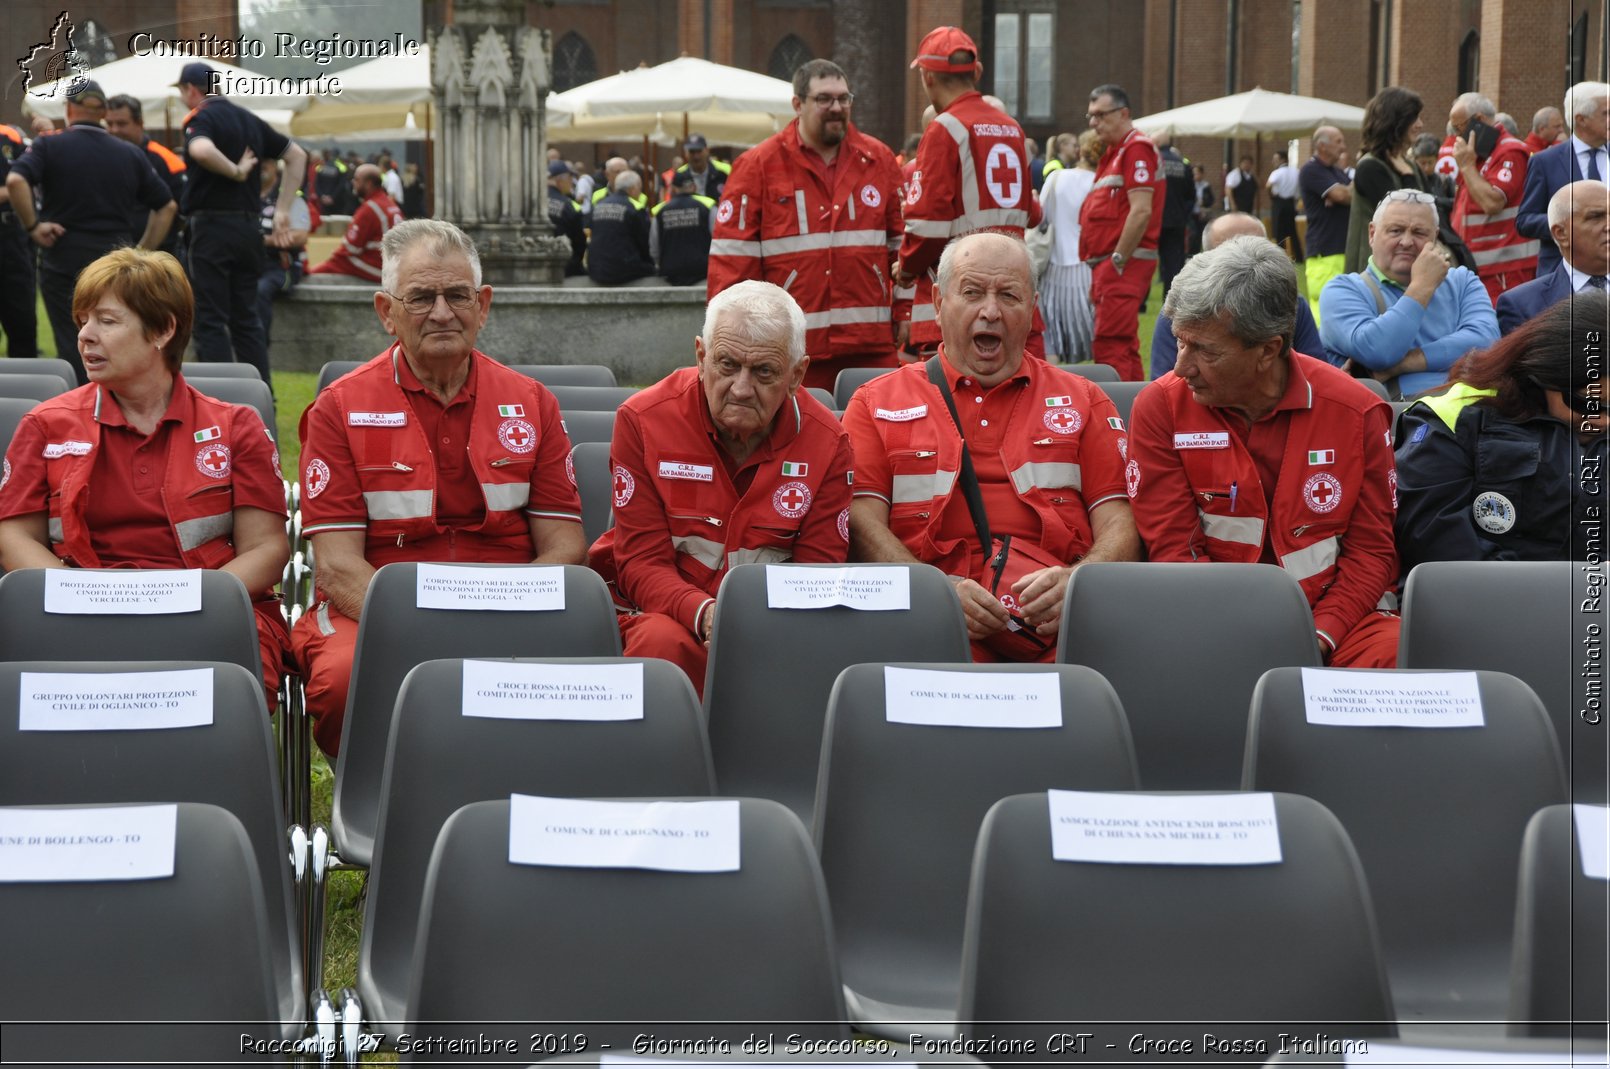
[591,279,852,692]
[307,164,404,282]
[895,26,1039,359]
[1128,235,1400,668]
[1449,92,1537,301]
[293,220,585,755]
[1080,83,1164,381]
[708,59,909,392]
[846,233,1138,662]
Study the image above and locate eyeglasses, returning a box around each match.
[1086,106,1123,122]
[1382,189,1438,206]
[808,93,854,109]
[387,288,478,315]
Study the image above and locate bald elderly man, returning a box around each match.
[1497,180,1610,333]
[308,163,405,281]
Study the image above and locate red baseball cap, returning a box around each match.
[910,26,980,73]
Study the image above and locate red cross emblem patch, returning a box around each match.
[1303,472,1343,514]
[836,506,850,543]
[860,183,881,208]
[772,480,812,519]
[612,465,635,508]
[498,418,535,455]
[565,450,577,488]
[1043,407,1082,435]
[195,444,232,480]
[305,458,331,499]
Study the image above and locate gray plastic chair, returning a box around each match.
[560,407,615,446]
[0,802,287,1065]
[507,362,617,387]
[316,359,363,394]
[569,440,615,543]
[958,792,1396,1049]
[806,386,836,410]
[0,372,67,402]
[814,662,1138,1038]
[705,563,970,825]
[0,395,38,454]
[182,361,264,380]
[0,357,77,392]
[1400,561,1601,802]
[1093,379,1146,425]
[546,383,638,411]
[330,563,622,867]
[1063,361,1121,382]
[1057,562,1321,788]
[833,366,895,410]
[1509,804,1609,1038]
[191,376,277,442]
[358,656,714,1034]
[0,661,301,1029]
[402,797,849,1057]
[1245,666,1568,1023]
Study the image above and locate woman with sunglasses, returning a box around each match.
[1394,292,1608,574]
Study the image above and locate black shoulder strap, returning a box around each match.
[925,355,992,553]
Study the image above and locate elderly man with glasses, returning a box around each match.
[1319,188,1499,398]
[708,58,908,391]
[291,219,585,756]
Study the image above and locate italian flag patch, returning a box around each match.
[1308,449,1335,465]
[498,404,524,417]
[1044,395,1073,407]
[781,461,809,477]
[194,426,221,443]
[1107,416,1125,431]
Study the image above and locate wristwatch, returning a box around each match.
[1111,251,1127,272]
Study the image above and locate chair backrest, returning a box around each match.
[330,563,623,867]
[1399,561,1595,800]
[507,363,618,387]
[1245,666,1568,1020]
[0,357,77,392]
[814,662,1138,1019]
[404,797,849,1052]
[569,440,615,542]
[0,660,300,1023]
[833,366,894,410]
[0,373,67,402]
[704,563,970,824]
[181,361,264,380]
[1057,562,1320,788]
[559,407,616,447]
[0,802,284,1064]
[546,384,638,411]
[359,656,715,1027]
[191,377,277,442]
[0,568,263,685]
[316,359,363,394]
[1356,376,1391,400]
[957,792,1395,1045]
[1509,804,1608,1037]
[806,386,836,410]
[0,395,37,454]
[1093,379,1146,425]
[1063,362,1120,382]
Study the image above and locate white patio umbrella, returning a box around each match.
[21,53,306,132]
[548,55,795,148]
[1132,88,1365,140]
[293,45,431,138]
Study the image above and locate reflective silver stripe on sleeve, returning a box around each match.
[709,238,763,257]
[1470,240,1541,266]
[803,306,892,329]
[48,517,63,543]
[753,229,889,256]
[911,303,937,323]
[672,533,726,570]
[955,207,1030,234]
[362,489,434,520]
[1199,511,1266,547]
[728,546,792,568]
[174,511,234,551]
[891,469,958,504]
[905,218,953,238]
[1280,536,1341,581]
[482,482,532,512]
[1009,461,1083,495]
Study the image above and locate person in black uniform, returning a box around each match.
[0,122,37,358]
[105,94,188,259]
[586,170,654,286]
[5,80,175,381]
[1155,137,1195,297]
[173,61,307,384]
[545,159,586,277]
[1395,292,1608,574]
[650,170,713,286]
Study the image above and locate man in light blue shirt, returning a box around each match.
[1319,188,1499,398]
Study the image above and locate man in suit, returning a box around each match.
[1518,81,1608,276]
[1498,180,1609,334]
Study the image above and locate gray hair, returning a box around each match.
[1161,235,1296,354]
[1495,112,1520,138]
[702,280,807,366]
[1534,106,1563,133]
[380,219,482,295]
[1452,92,1496,121]
[614,170,642,195]
[1565,82,1610,132]
[1549,180,1610,229]
[1371,188,1439,229]
[935,231,1035,297]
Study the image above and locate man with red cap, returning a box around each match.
[895,26,1039,361]
[1080,83,1164,381]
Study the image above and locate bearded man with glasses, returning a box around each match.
[291,219,585,756]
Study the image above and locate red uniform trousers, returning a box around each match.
[1089,257,1156,381]
[252,601,291,709]
[290,602,359,757]
[617,611,709,699]
[1326,610,1400,669]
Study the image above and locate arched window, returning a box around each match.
[768,35,812,83]
[1458,30,1480,96]
[553,31,598,93]
[1571,12,1589,85]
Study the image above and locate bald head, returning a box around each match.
[1204,212,1266,250]
[1312,126,1344,164]
[604,157,628,180]
[1548,180,1610,275]
[354,163,383,195]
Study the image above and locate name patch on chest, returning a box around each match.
[348,411,408,427]
[659,461,714,482]
[1173,432,1229,450]
[875,405,928,422]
